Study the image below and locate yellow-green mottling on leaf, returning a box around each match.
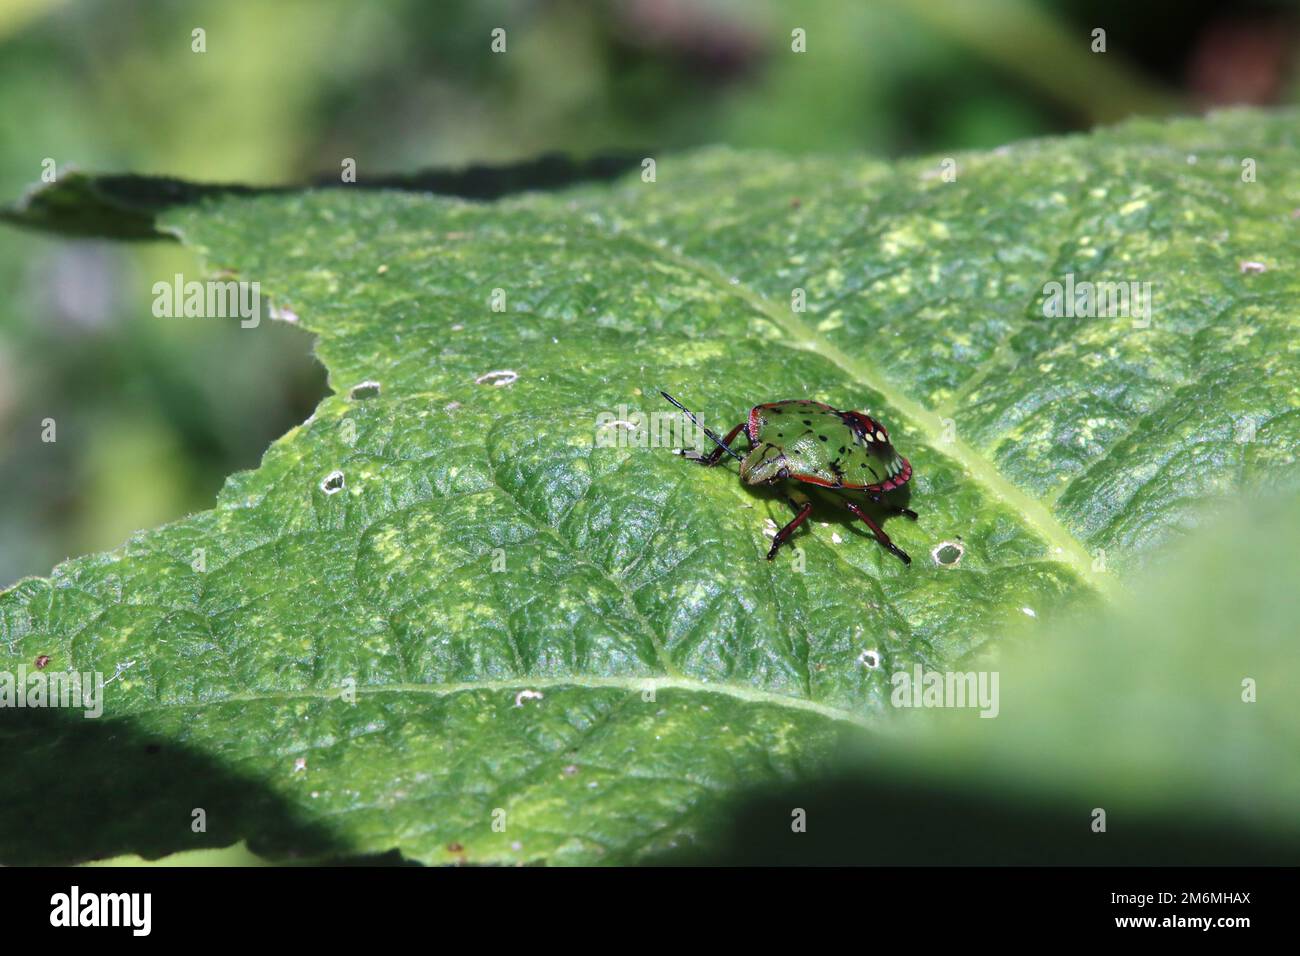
[2,109,1299,864]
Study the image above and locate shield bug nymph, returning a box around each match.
[661,391,917,564]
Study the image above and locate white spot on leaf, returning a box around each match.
[476,369,518,387]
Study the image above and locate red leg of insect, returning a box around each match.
[846,501,912,565]
[767,498,814,560]
[678,422,746,466]
[869,494,918,521]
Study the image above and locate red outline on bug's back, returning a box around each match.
[746,406,763,444]
[841,409,884,442]
[790,455,911,493]
[749,401,911,493]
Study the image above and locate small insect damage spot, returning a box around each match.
[321,470,346,494]
[1240,260,1267,274]
[34,654,51,669]
[514,689,544,707]
[931,541,964,567]
[599,418,639,434]
[349,380,381,400]
[858,649,882,670]
[104,659,136,685]
[475,369,518,387]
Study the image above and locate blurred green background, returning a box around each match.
[2,0,1298,588]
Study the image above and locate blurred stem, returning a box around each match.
[891,0,1182,124]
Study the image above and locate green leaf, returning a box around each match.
[3,109,1299,864]
[664,490,1300,865]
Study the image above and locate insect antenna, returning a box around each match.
[659,390,744,461]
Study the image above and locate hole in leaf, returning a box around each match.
[932,541,964,567]
[320,470,345,494]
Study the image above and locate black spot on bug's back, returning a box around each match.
[803,420,811,426]
[839,446,847,454]
[819,434,828,441]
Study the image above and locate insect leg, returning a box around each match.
[868,493,918,520]
[846,501,912,565]
[767,495,814,560]
[678,422,747,466]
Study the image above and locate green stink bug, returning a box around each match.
[661,391,917,565]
